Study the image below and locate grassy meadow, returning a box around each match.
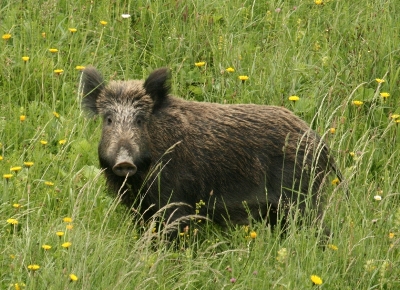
[1,0,400,288]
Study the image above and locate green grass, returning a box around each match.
[1,0,400,288]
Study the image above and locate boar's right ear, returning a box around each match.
[81,66,105,115]
[144,67,171,111]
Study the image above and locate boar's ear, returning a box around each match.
[81,66,106,115]
[143,68,171,111]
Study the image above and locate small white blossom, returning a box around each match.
[374,195,382,201]
[122,14,131,19]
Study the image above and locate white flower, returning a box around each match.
[121,14,131,19]
[374,195,382,201]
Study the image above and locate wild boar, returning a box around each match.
[81,66,341,236]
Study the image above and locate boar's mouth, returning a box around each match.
[112,161,137,177]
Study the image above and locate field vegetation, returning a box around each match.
[1,0,400,289]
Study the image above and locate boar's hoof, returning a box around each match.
[112,162,137,177]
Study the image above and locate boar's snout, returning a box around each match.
[112,147,137,177]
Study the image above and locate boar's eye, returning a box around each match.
[106,116,112,125]
[136,116,143,126]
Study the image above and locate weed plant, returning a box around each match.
[1,0,400,289]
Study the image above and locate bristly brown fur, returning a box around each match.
[81,66,342,237]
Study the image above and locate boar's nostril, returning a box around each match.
[112,162,137,177]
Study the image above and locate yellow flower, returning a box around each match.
[56,231,64,237]
[62,242,72,248]
[66,224,73,230]
[327,244,338,251]
[289,95,300,102]
[53,111,60,118]
[42,244,52,250]
[54,69,64,75]
[68,28,77,33]
[226,67,235,73]
[40,140,48,145]
[391,114,400,120]
[27,264,40,271]
[13,203,21,208]
[10,166,22,172]
[250,231,257,239]
[2,33,12,40]
[63,217,73,223]
[310,275,323,285]
[195,61,206,67]
[45,181,54,186]
[24,161,34,167]
[352,100,363,106]
[22,56,30,62]
[349,152,355,157]
[0,155,3,161]
[314,0,323,5]
[41,32,46,38]
[100,20,108,26]
[331,178,340,185]
[375,78,385,84]
[389,232,395,239]
[7,218,18,225]
[329,127,336,134]
[75,65,85,71]
[20,115,26,122]
[49,48,58,53]
[380,92,390,98]
[59,139,67,145]
[238,75,249,81]
[3,174,13,179]
[69,274,78,281]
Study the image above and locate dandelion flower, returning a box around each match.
[374,195,382,201]
[10,166,22,172]
[49,48,58,53]
[289,95,299,102]
[0,155,3,160]
[66,224,73,230]
[121,14,131,18]
[41,32,46,38]
[327,244,338,251]
[62,242,72,248]
[75,65,85,71]
[7,218,18,225]
[238,75,249,82]
[195,61,206,67]
[63,217,73,223]
[226,67,235,73]
[375,78,385,84]
[3,174,13,179]
[352,100,363,106]
[331,178,340,185]
[20,115,26,122]
[56,231,64,237]
[250,231,257,239]
[100,20,108,26]
[389,232,395,239]
[380,92,390,99]
[45,181,54,186]
[13,203,21,208]
[310,275,323,285]
[69,274,78,281]
[27,264,40,271]
[54,69,64,75]
[22,56,30,62]
[24,162,34,167]
[53,111,60,118]
[314,0,323,5]
[42,244,52,250]
[40,140,48,145]
[68,28,77,33]
[2,33,12,40]
[59,139,67,145]
[391,114,400,120]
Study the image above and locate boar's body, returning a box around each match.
[82,67,339,231]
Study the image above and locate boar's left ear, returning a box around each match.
[144,67,171,111]
[81,66,106,115]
